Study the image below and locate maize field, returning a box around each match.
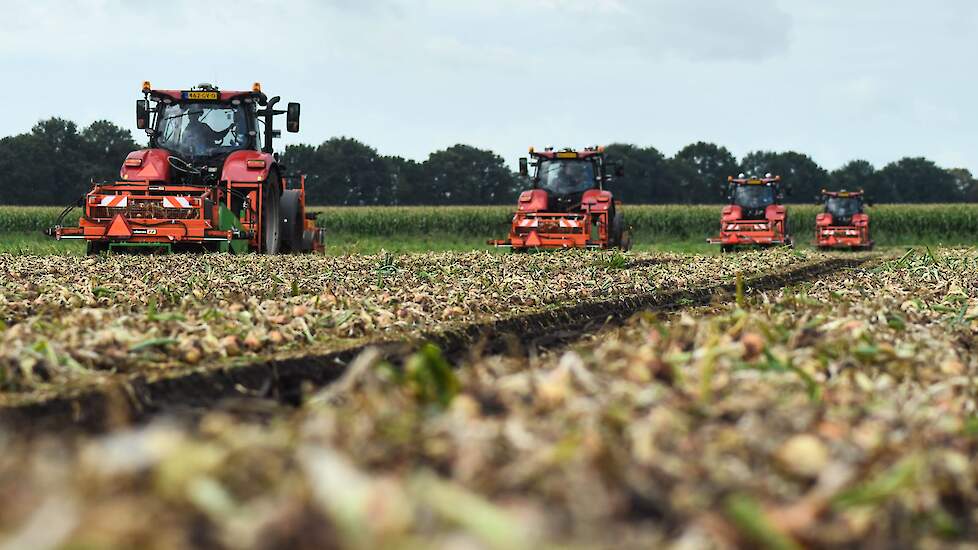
[313,204,978,244]
[3,204,978,246]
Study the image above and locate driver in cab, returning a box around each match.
[183,111,233,154]
[556,162,591,191]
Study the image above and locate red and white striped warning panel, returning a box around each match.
[518,219,540,228]
[99,195,128,208]
[162,196,193,209]
[558,218,583,229]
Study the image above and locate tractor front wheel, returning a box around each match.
[261,179,282,254]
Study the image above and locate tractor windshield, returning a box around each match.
[537,160,596,196]
[156,102,249,159]
[826,197,862,219]
[733,185,775,209]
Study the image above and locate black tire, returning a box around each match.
[720,245,734,254]
[611,210,625,249]
[86,241,108,256]
[619,231,633,252]
[261,177,282,255]
[280,190,303,252]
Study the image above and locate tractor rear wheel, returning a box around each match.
[611,210,628,250]
[261,180,282,254]
[280,190,304,252]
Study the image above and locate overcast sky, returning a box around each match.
[2,0,976,172]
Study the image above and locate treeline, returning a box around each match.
[1,118,976,206]
[0,119,139,205]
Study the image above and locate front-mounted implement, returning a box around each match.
[47,82,325,255]
[708,175,792,252]
[815,189,873,250]
[490,147,630,251]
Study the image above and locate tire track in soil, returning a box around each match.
[0,257,872,435]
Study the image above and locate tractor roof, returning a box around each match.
[821,189,865,198]
[728,175,782,186]
[142,81,268,104]
[529,146,605,160]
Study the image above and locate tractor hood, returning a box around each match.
[120,149,172,182]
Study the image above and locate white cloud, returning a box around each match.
[0,0,976,174]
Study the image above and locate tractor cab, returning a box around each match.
[136,83,300,187]
[815,190,873,250]
[727,175,784,219]
[489,147,630,250]
[153,96,251,163]
[526,148,612,212]
[708,174,792,251]
[823,191,865,226]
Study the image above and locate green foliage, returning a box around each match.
[832,456,922,509]
[0,209,67,232]
[725,493,802,550]
[404,343,459,408]
[0,118,138,206]
[598,251,629,270]
[877,157,962,203]
[672,141,740,203]
[421,145,518,205]
[1,113,974,207]
[313,204,978,245]
[282,138,391,206]
[282,139,518,207]
[831,159,876,198]
[604,143,676,203]
[741,150,830,203]
[6,204,978,246]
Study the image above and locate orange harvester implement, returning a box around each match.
[708,175,792,252]
[815,189,874,250]
[48,82,324,255]
[490,147,630,250]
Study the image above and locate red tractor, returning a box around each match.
[490,147,630,250]
[709,174,792,252]
[48,82,324,255]
[815,189,874,250]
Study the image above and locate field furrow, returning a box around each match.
[0,255,865,433]
[0,249,818,403]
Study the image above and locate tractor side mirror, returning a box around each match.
[614,163,625,178]
[286,102,301,133]
[136,100,149,129]
[518,157,529,177]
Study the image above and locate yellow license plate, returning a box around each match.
[556,152,579,159]
[183,91,219,100]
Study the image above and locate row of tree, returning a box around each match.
[0,119,138,205]
[1,118,976,206]
[286,140,978,205]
